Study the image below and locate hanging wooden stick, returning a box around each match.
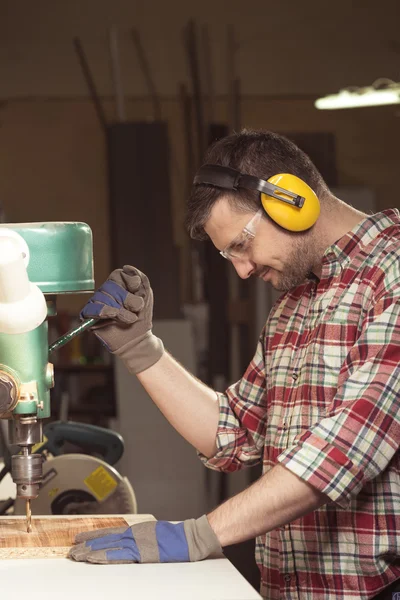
[109,25,126,122]
[73,37,108,132]
[131,28,162,121]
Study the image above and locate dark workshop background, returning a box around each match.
[0,0,399,589]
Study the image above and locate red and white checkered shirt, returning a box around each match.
[200,209,400,599]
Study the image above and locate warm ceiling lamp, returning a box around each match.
[315,79,400,110]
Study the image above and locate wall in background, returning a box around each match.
[0,95,399,313]
[1,1,399,311]
[1,0,399,98]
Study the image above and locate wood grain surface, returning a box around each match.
[0,516,128,559]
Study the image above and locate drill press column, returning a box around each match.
[0,222,94,526]
[0,231,49,521]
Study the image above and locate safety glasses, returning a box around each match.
[220,208,263,261]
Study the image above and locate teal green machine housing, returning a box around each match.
[0,222,94,500]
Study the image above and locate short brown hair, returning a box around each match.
[185,129,329,240]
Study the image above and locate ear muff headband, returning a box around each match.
[193,164,320,232]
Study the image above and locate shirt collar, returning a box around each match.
[320,208,400,279]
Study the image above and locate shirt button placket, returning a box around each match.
[281,420,290,450]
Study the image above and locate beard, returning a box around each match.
[255,229,320,293]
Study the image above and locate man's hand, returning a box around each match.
[68,516,222,564]
[80,265,164,374]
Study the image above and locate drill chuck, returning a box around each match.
[11,452,43,499]
[8,419,44,499]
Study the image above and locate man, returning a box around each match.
[70,130,400,600]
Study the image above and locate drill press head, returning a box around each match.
[0,222,94,503]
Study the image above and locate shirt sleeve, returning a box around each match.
[198,328,268,473]
[278,285,400,509]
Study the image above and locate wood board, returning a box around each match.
[0,516,129,559]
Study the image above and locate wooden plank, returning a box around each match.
[0,516,131,559]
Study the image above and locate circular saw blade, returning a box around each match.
[14,454,137,516]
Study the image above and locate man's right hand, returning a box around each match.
[80,265,164,374]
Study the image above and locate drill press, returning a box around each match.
[0,222,94,531]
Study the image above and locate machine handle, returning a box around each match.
[42,420,124,466]
[48,318,97,354]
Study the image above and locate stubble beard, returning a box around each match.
[260,231,320,293]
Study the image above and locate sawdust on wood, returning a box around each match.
[0,516,128,559]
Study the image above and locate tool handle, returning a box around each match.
[42,420,124,466]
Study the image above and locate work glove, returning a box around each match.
[68,515,222,564]
[80,265,164,374]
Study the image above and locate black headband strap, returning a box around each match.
[193,164,305,208]
[193,165,241,189]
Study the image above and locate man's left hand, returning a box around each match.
[68,516,222,564]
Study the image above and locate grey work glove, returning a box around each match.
[80,265,164,374]
[68,515,223,564]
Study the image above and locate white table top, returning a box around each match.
[0,514,262,600]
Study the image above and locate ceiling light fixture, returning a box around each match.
[315,78,400,110]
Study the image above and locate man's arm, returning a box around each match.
[137,351,220,458]
[70,462,327,565]
[207,462,328,546]
[80,266,220,458]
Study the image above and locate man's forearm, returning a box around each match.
[137,351,220,457]
[207,463,328,547]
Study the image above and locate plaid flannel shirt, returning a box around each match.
[200,209,400,600]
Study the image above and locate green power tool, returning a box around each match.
[0,222,95,530]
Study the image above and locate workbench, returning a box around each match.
[0,514,262,599]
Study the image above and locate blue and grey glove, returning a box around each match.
[80,265,164,374]
[68,516,222,564]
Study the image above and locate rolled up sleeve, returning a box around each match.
[198,331,268,472]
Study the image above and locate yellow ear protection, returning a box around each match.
[193,164,320,232]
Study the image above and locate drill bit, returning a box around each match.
[26,499,32,533]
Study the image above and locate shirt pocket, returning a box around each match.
[322,343,346,371]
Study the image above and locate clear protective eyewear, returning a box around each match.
[220,208,263,261]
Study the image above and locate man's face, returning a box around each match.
[204,197,319,292]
